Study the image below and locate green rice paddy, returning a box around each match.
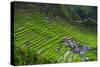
[14,10,97,65]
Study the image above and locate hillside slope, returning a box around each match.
[13,2,97,65]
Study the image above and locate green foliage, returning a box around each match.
[13,2,97,65]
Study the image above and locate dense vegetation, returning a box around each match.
[13,2,97,65]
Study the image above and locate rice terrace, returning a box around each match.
[11,1,97,65]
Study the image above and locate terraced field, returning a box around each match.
[14,10,97,65]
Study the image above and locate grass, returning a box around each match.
[14,10,97,65]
